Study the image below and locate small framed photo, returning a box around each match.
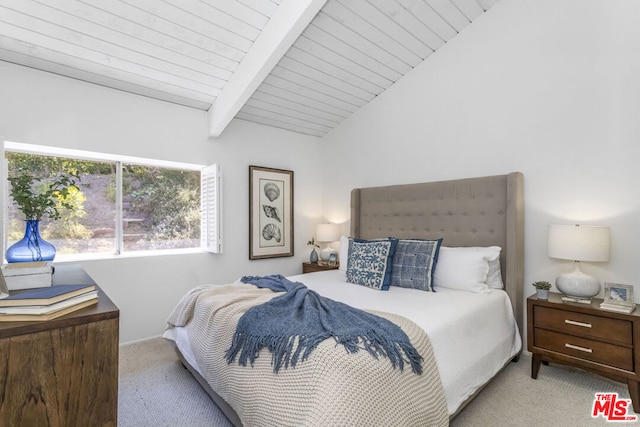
[328,253,337,267]
[603,283,634,306]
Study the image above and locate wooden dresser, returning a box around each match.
[0,265,119,426]
[528,292,640,412]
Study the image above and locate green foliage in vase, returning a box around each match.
[532,280,552,290]
[8,170,80,221]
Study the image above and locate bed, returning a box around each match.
[164,172,524,426]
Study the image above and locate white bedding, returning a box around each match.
[164,269,521,416]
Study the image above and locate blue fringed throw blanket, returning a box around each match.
[225,275,423,374]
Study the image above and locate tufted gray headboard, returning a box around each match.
[350,172,524,340]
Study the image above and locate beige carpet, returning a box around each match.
[119,337,637,426]
[118,337,233,427]
[450,356,635,426]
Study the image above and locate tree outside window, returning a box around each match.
[6,152,201,256]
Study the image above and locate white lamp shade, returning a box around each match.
[316,223,340,243]
[548,224,610,262]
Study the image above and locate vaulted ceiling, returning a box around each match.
[0,0,501,138]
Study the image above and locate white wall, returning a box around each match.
[2,0,639,345]
[0,62,323,343]
[320,0,640,334]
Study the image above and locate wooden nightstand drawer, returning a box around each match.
[302,262,339,274]
[535,328,633,371]
[534,305,633,345]
[528,293,640,413]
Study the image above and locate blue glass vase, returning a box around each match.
[6,220,56,263]
[310,248,318,263]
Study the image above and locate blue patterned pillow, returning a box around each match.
[346,238,398,290]
[390,238,443,292]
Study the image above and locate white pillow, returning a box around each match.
[339,235,349,271]
[433,246,502,293]
[486,255,505,289]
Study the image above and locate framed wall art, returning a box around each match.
[249,165,294,260]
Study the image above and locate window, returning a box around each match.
[2,141,221,260]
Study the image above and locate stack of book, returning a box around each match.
[0,284,98,322]
[1,261,53,290]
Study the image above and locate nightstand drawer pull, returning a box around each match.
[565,343,593,353]
[565,319,592,328]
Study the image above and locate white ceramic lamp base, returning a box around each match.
[319,247,333,262]
[555,261,601,299]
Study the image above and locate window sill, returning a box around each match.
[50,248,208,264]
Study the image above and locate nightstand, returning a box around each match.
[302,262,339,274]
[0,265,119,426]
[528,292,640,412]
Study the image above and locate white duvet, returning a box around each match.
[165,269,521,416]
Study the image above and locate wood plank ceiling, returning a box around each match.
[0,0,501,138]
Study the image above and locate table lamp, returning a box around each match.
[547,224,610,301]
[316,223,340,264]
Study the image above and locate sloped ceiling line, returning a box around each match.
[207,0,328,138]
[236,0,500,137]
[0,0,501,138]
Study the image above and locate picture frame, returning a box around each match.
[603,282,634,307]
[328,253,337,267]
[249,165,294,260]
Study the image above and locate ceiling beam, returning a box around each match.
[207,0,327,139]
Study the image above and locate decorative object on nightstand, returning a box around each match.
[328,253,337,267]
[307,238,319,263]
[600,283,636,314]
[532,281,552,300]
[547,224,610,303]
[316,223,340,264]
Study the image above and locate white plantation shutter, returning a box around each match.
[201,164,222,253]
[1,139,6,257]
